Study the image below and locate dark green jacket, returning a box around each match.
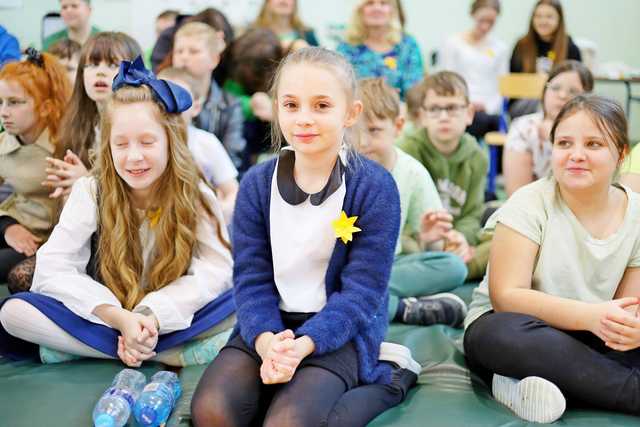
[398,128,488,244]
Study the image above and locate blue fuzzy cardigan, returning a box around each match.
[230,153,400,385]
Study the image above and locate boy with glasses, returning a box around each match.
[358,78,468,327]
[399,71,489,280]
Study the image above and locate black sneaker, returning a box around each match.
[401,293,467,327]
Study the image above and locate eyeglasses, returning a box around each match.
[545,83,582,97]
[421,104,468,117]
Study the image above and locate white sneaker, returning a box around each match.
[492,374,566,424]
[379,342,421,375]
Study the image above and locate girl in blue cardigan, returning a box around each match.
[192,47,418,426]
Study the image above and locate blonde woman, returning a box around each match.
[0,57,234,367]
[252,0,319,49]
[337,0,423,99]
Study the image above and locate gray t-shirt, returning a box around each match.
[465,176,640,329]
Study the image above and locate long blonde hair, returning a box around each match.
[254,0,309,34]
[344,0,404,45]
[96,85,229,310]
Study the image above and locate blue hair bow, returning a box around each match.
[112,56,192,114]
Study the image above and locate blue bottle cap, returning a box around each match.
[94,414,115,427]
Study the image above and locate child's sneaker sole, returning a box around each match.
[492,374,566,424]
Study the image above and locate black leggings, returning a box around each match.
[464,311,640,415]
[191,347,348,427]
[328,367,416,426]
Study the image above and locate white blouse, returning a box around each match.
[439,33,508,115]
[269,148,346,313]
[31,176,233,334]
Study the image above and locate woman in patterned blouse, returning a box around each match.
[337,0,424,100]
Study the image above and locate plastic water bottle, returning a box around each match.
[92,368,147,427]
[133,371,182,427]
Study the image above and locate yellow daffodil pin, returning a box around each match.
[384,56,398,70]
[147,207,162,228]
[332,211,361,244]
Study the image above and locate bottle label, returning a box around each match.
[105,387,135,408]
[143,383,161,393]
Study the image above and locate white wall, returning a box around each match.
[2,0,640,138]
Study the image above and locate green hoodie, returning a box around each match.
[398,128,488,245]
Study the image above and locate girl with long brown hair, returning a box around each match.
[510,0,582,74]
[44,32,142,199]
[0,49,71,292]
[0,57,235,367]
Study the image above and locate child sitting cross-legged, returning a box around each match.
[0,57,235,367]
[358,77,468,327]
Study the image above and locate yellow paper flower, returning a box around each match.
[147,207,162,228]
[332,211,361,244]
[548,50,556,61]
[384,56,398,70]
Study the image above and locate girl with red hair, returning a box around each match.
[0,49,71,292]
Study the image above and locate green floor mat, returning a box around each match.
[0,358,166,426]
[0,282,638,426]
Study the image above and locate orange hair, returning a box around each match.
[0,52,71,146]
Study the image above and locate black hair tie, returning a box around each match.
[25,47,44,67]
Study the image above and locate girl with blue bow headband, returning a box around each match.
[0,56,236,368]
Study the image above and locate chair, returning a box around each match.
[41,12,65,49]
[485,73,547,195]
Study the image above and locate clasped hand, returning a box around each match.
[256,330,315,384]
[115,311,159,367]
[592,297,640,352]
